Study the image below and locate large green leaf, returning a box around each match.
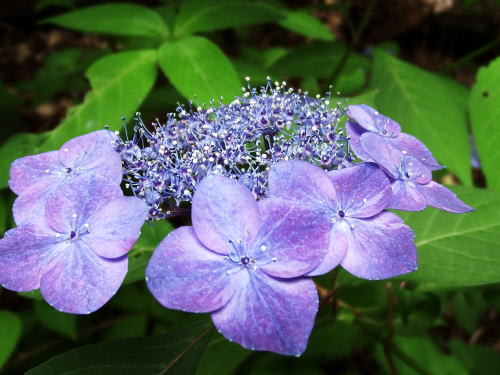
[469,57,500,191]
[34,300,78,340]
[372,50,471,184]
[0,310,22,368]
[27,319,211,375]
[43,4,169,39]
[174,0,283,36]
[158,36,241,104]
[278,10,334,41]
[39,49,157,151]
[399,186,500,287]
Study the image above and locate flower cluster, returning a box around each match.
[0,131,148,314]
[0,82,473,356]
[116,81,355,219]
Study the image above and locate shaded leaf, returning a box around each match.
[372,50,471,184]
[34,300,78,340]
[0,310,22,368]
[469,57,500,191]
[279,10,334,41]
[174,0,283,36]
[158,36,241,104]
[450,339,500,375]
[27,319,211,375]
[399,186,500,287]
[43,4,169,39]
[196,333,250,375]
[39,49,157,151]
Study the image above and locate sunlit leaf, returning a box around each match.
[279,10,334,41]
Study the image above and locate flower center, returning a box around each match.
[241,256,251,265]
[66,167,73,174]
[338,210,345,218]
[70,231,77,240]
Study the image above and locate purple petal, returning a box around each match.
[146,226,240,313]
[13,180,54,226]
[268,160,336,209]
[45,174,123,234]
[307,223,348,276]
[419,181,473,213]
[345,121,371,161]
[0,225,64,291]
[212,272,318,356]
[191,175,261,255]
[389,180,428,211]
[402,156,432,185]
[254,198,330,278]
[40,243,127,314]
[346,105,400,136]
[9,151,61,195]
[360,132,401,179]
[84,197,148,258]
[327,163,391,218]
[340,213,417,280]
[388,133,443,170]
[58,130,122,185]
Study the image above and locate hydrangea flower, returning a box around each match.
[360,133,473,213]
[0,174,147,314]
[146,175,331,355]
[269,160,418,279]
[346,104,442,170]
[9,130,122,225]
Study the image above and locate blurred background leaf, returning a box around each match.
[0,311,22,369]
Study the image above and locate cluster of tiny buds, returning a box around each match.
[115,79,356,220]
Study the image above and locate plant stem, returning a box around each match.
[441,38,500,74]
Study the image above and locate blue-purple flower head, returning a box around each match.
[117,81,355,219]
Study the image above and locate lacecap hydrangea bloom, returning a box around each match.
[0,82,473,355]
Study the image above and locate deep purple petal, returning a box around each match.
[146,226,240,313]
[388,133,443,170]
[388,180,428,211]
[40,242,127,314]
[58,130,122,185]
[84,197,148,258]
[254,198,330,278]
[268,160,336,209]
[13,180,54,226]
[419,181,473,213]
[307,223,348,276]
[345,121,371,161]
[191,175,261,255]
[340,213,417,280]
[212,272,318,356]
[327,163,391,218]
[8,151,61,195]
[346,105,400,136]
[0,225,63,291]
[360,132,401,179]
[45,174,123,234]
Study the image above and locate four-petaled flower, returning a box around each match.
[0,174,148,314]
[269,160,418,279]
[360,133,473,213]
[346,104,442,170]
[146,175,331,355]
[9,130,122,225]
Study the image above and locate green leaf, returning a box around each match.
[279,10,334,41]
[469,57,500,191]
[158,36,241,104]
[0,310,22,368]
[125,220,174,284]
[27,319,212,375]
[174,0,283,36]
[399,186,500,287]
[18,290,44,300]
[0,132,49,189]
[452,290,487,334]
[43,4,169,39]
[372,50,471,184]
[39,49,157,151]
[450,339,500,375]
[196,333,250,375]
[270,41,369,79]
[34,300,78,340]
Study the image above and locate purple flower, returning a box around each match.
[360,133,473,213]
[146,175,331,355]
[346,104,442,170]
[9,130,122,225]
[269,160,418,279]
[0,174,147,314]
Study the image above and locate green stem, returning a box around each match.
[441,38,500,74]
